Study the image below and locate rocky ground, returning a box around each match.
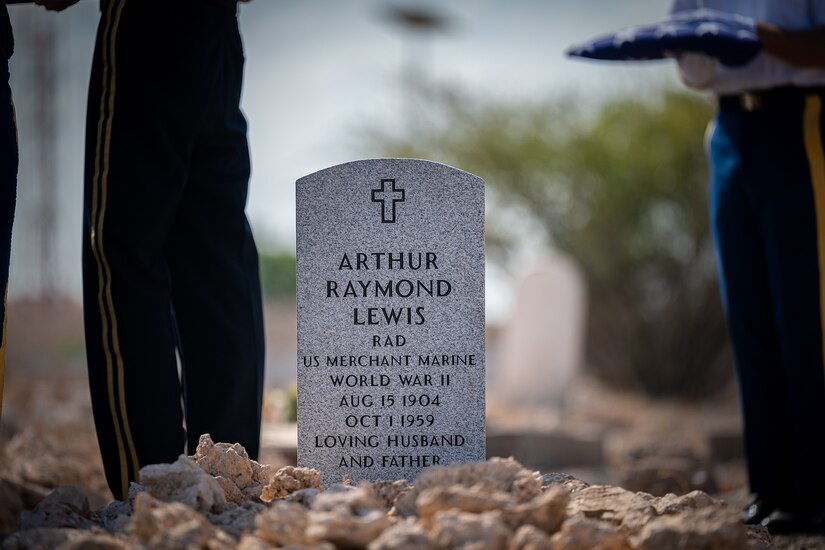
[0,433,777,550]
[1,418,821,550]
[2,300,824,549]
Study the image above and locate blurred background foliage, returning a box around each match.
[259,252,297,301]
[366,86,732,399]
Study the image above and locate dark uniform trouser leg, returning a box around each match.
[710,95,825,503]
[83,0,263,500]
[166,37,265,459]
[0,1,17,421]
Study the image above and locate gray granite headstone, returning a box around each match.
[296,159,485,485]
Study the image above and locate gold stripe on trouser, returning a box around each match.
[90,0,138,498]
[804,95,825,378]
[704,119,716,154]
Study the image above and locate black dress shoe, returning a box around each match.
[742,495,778,525]
[763,504,825,535]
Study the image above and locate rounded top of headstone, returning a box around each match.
[297,158,484,188]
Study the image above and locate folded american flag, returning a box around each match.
[566,9,761,67]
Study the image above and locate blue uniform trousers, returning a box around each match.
[710,88,825,503]
[83,0,264,500]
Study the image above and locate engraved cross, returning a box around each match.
[371,179,405,223]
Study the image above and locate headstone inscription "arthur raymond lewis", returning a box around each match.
[296,159,485,485]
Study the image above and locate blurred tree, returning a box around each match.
[259,251,296,301]
[366,86,732,399]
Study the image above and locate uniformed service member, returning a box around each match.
[673,0,825,534]
[38,0,264,501]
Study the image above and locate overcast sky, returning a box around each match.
[8,0,678,307]
[239,0,676,245]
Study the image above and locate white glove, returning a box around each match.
[677,52,717,89]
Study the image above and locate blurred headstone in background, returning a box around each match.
[494,254,587,410]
